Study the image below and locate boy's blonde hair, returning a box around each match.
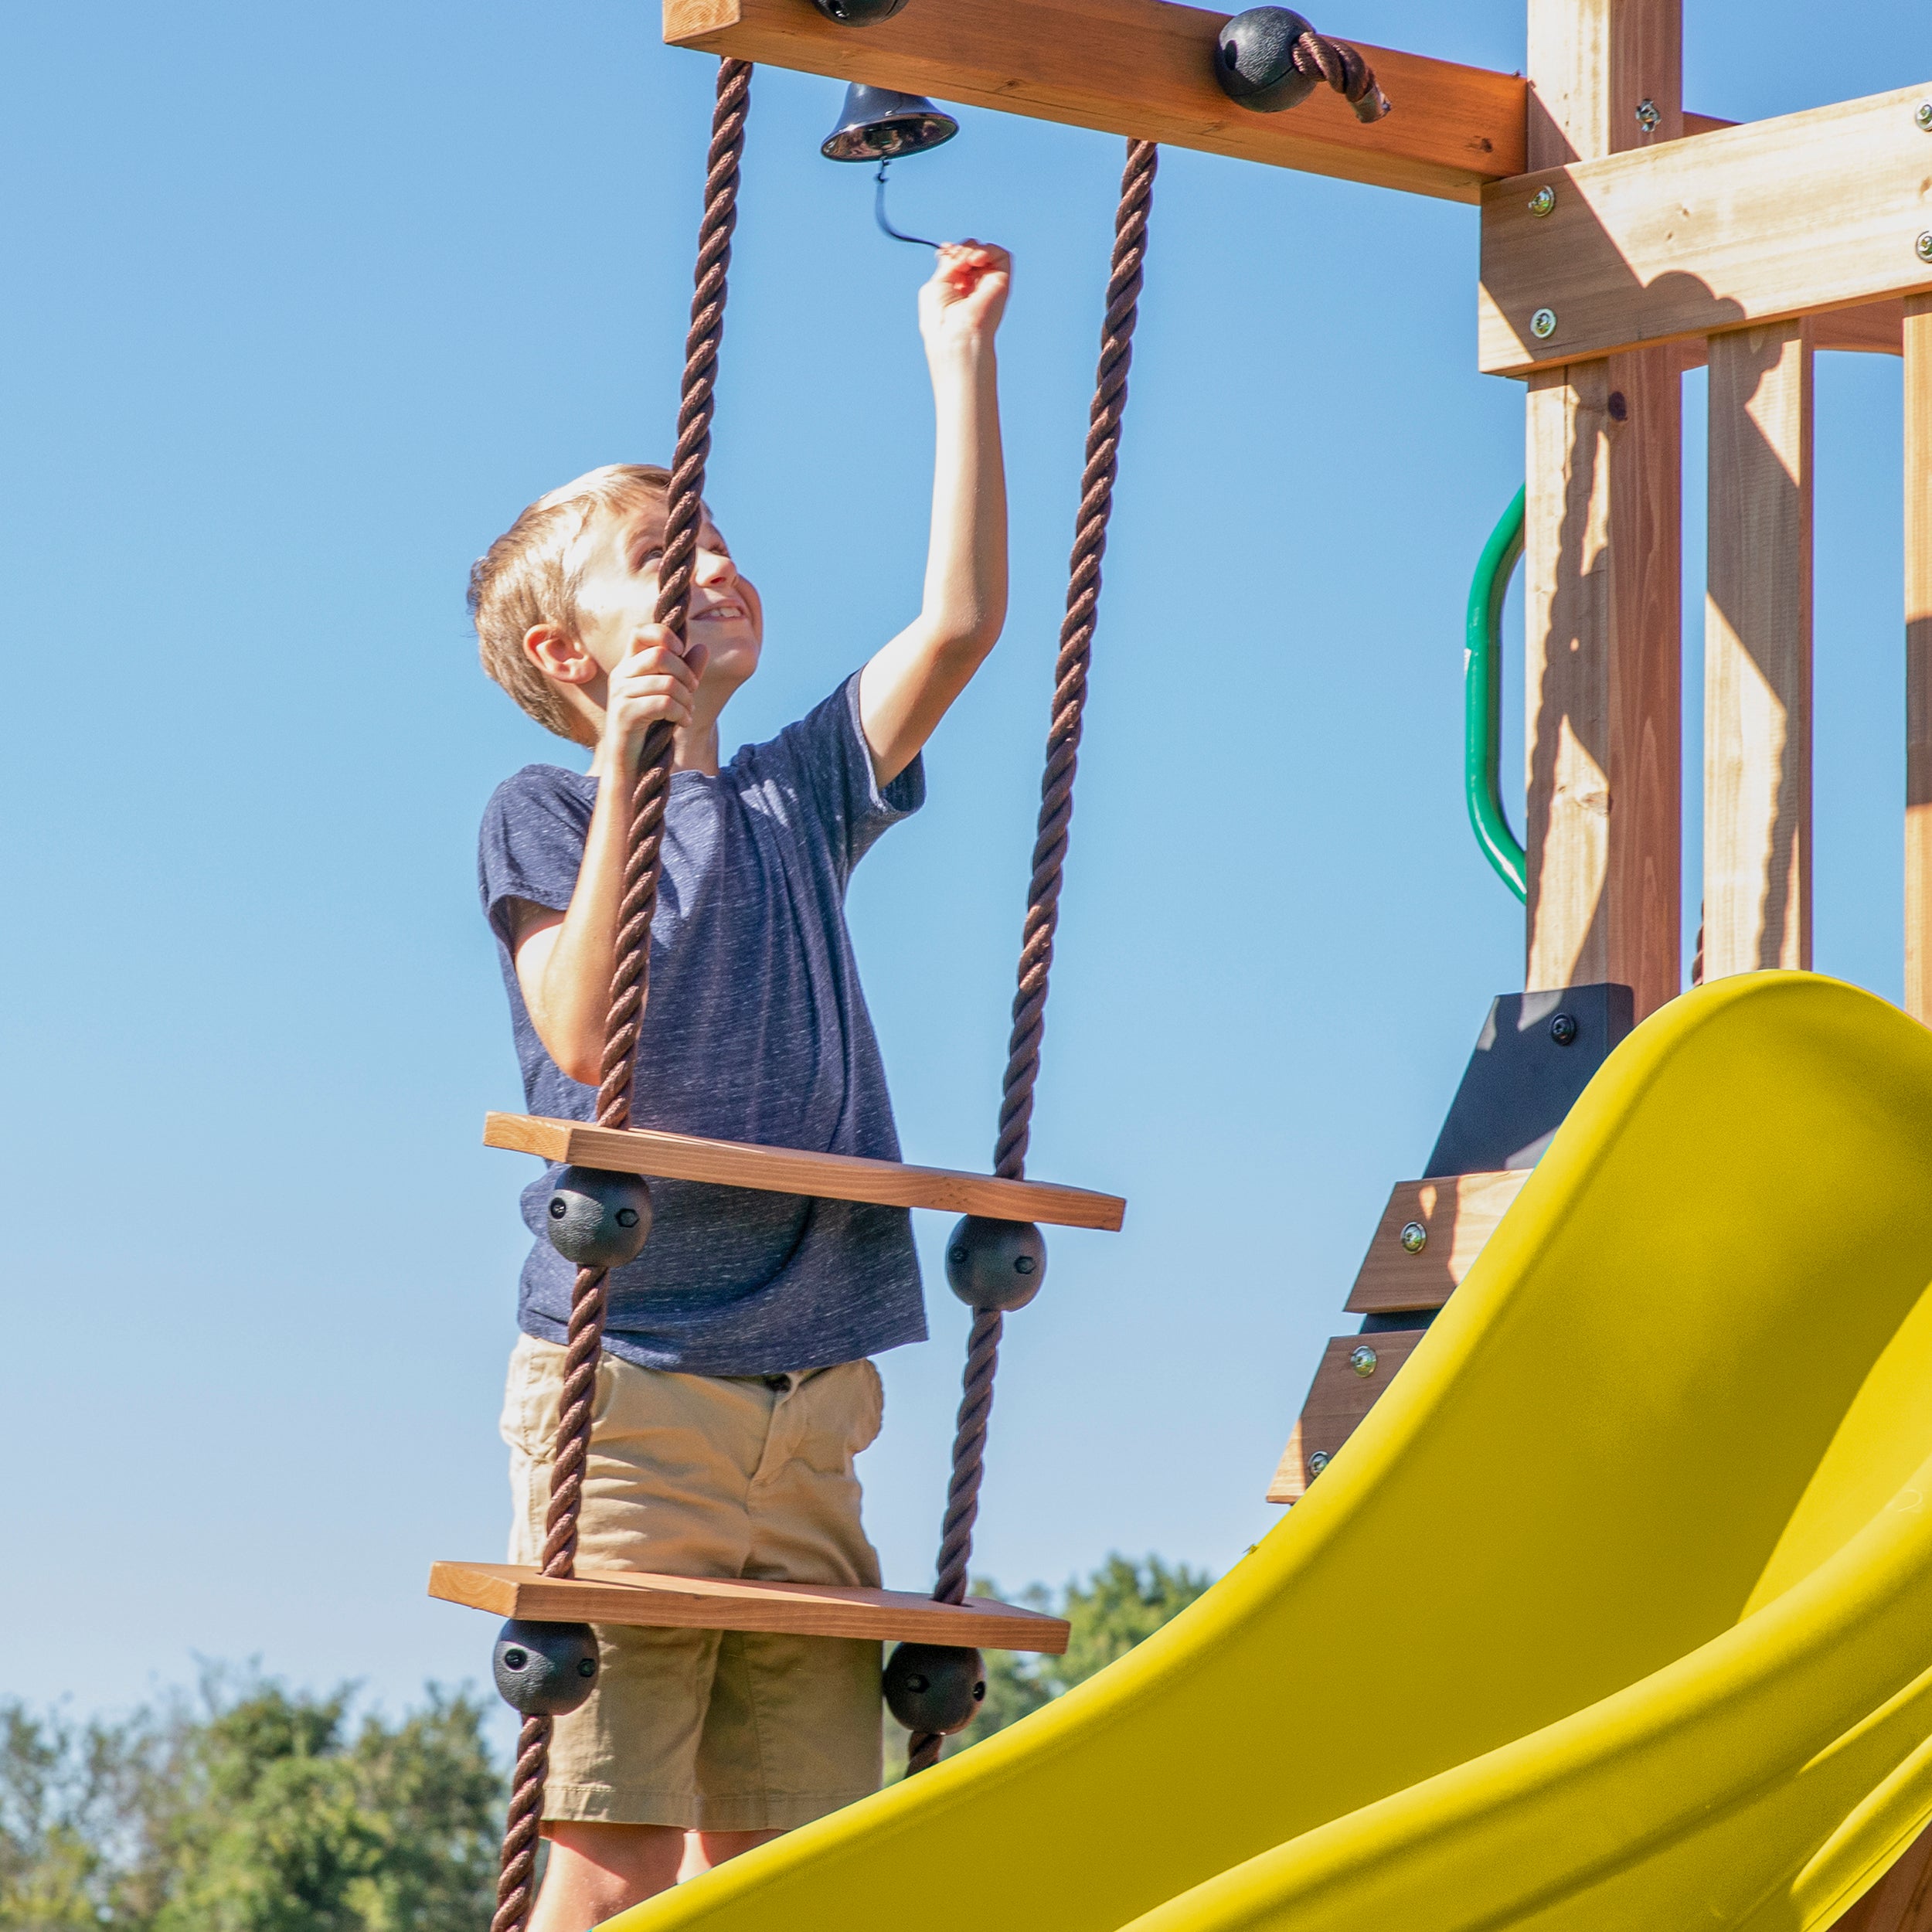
[469,463,673,742]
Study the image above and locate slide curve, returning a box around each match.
[611,971,1932,1931]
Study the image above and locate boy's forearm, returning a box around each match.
[920,344,1008,654]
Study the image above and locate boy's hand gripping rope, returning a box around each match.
[905,136,1158,1779]
[491,56,753,1932]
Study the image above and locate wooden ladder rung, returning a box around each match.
[485,1113,1126,1233]
[428,1562,1070,1653]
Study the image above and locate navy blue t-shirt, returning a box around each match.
[477,673,928,1375]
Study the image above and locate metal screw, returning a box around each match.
[1634,97,1661,134]
[1528,185,1556,217]
[1918,232,1932,264]
[1349,1344,1379,1378]
[1549,1012,1578,1046]
[1917,101,1932,131]
[1400,1221,1427,1254]
[1307,1450,1330,1475]
[1531,308,1558,340]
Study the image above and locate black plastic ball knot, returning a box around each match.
[809,0,911,23]
[883,1642,985,1735]
[545,1165,653,1269]
[944,1216,1047,1311]
[1214,7,1321,113]
[492,1619,599,1716]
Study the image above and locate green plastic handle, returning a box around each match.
[1464,487,1528,903]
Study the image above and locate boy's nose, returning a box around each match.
[695,546,736,585]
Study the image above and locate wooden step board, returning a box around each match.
[1346,1169,1529,1315]
[486,1114,1125,1233]
[429,1561,1070,1653]
[1267,1330,1427,1504]
[1267,1169,1530,1505]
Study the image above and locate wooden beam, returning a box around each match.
[1835,1821,1932,1930]
[1345,1170,1530,1315]
[1910,296,1932,1026]
[665,0,1525,202]
[1703,321,1815,978]
[1520,0,1681,1022]
[1266,1328,1424,1504]
[484,1112,1126,1232]
[1481,82,1932,376]
[429,1561,1070,1651]
[1682,301,1904,366]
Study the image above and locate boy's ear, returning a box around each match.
[522,622,597,685]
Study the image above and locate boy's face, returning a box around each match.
[570,497,764,703]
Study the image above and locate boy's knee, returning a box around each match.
[536,1821,685,1928]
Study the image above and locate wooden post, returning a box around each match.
[1908,294,1932,1025]
[1702,321,1815,978]
[1522,0,1682,1020]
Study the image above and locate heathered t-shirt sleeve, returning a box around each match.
[477,764,595,947]
[759,672,925,889]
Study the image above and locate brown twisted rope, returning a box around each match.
[1288,28,1391,123]
[906,135,1158,1779]
[492,56,753,1932]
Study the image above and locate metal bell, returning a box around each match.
[821,84,958,163]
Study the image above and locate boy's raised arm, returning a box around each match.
[858,242,1011,787]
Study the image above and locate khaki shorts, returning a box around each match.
[501,1334,887,1831]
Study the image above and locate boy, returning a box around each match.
[470,237,1011,1932]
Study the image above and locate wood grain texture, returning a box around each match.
[1481,82,1932,376]
[1682,302,1904,366]
[1345,1170,1531,1315]
[662,0,1526,202]
[1910,297,1932,1026]
[428,1561,1070,1652]
[1519,0,1682,1022]
[1266,1330,1425,1504]
[1523,351,1682,1018]
[485,1113,1126,1231]
[1704,322,1814,978]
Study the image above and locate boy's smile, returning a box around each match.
[574,502,765,700]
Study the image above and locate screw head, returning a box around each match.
[1528,185,1556,217]
[1917,231,1932,264]
[1917,101,1932,131]
[1549,1012,1579,1046]
[1349,1344,1379,1378]
[1531,308,1558,341]
[1400,1220,1427,1254]
[1307,1450,1331,1475]
[1634,97,1661,133]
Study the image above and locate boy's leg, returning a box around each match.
[692,1361,889,1832]
[679,1828,781,1882]
[529,1825,684,1932]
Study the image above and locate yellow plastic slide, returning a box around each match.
[611,971,1932,1931]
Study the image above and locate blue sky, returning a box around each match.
[1,0,1921,1735]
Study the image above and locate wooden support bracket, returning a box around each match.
[430,1561,1070,1651]
[665,0,1526,201]
[485,1113,1127,1231]
[1481,81,1932,375]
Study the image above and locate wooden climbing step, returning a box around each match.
[1267,1168,1532,1504]
[428,1562,1071,1653]
[485,1113,1127,1233]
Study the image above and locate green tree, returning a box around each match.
[0,1677,501,1932]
